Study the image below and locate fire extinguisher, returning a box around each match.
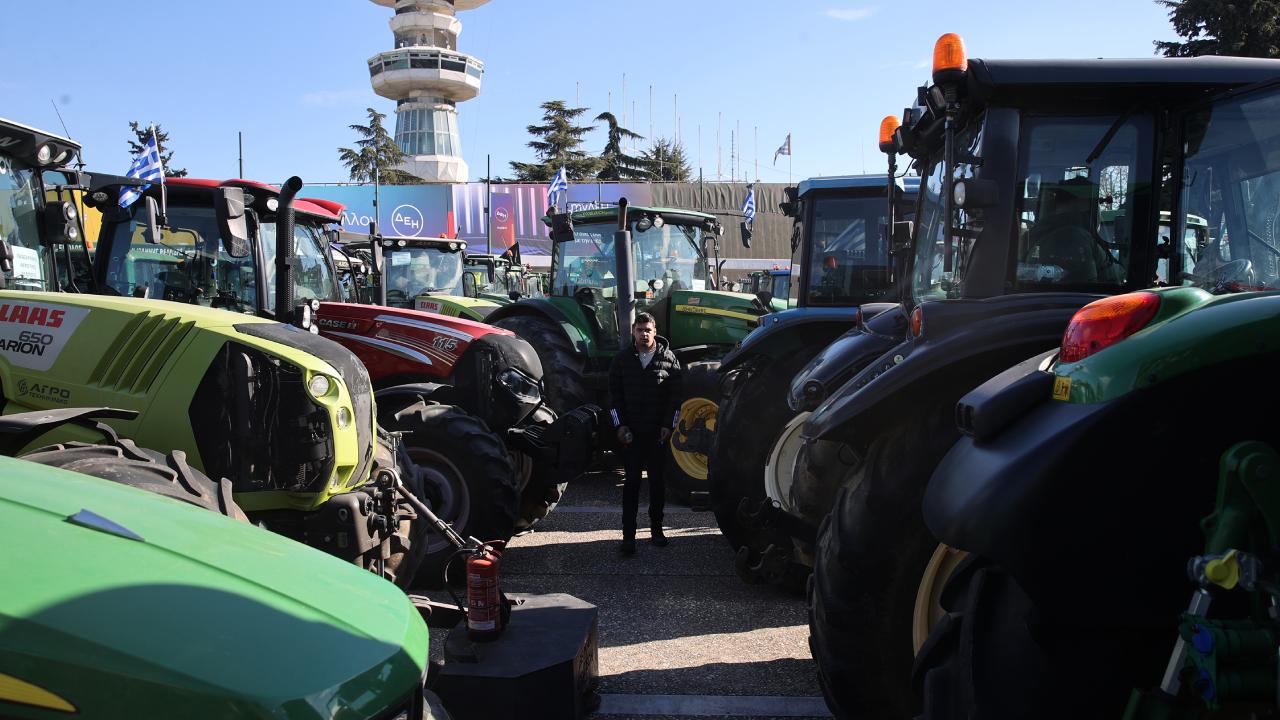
[466,544,503,641]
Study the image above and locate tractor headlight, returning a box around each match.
[498,368,541,403]
[35,143,53,166]
[308,374,333,398]
[336,406,352,429]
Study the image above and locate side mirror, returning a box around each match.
[549,212,575,243]
[756,290,774,308]
[890,220,914,254]
[462,271,477,297]
[215,187,250,258]
[0,238,13,275]
[143,196,161,244]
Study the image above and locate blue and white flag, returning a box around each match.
[118,129,165,209]
[546,166,569,210]
[741,185,756,229]
[773,134,791,166]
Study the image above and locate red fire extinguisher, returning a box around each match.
[467,544,503,641]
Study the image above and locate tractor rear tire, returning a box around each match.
[514,406,568,532]
[20,440,248,522]
[709,352,812,556]
[493,315,590,415]
[664,361,721,504]
[380,400,518,588]
[807,399,955,719]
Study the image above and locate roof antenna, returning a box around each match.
[49,99,84,170]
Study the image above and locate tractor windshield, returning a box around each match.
[102,202,260,312]
[0,152,49,291]
[912,120,983,303]
[1175,85,1280,292]
[261,219,342,310]
[553,218,708,298]
[383,245,463,304]
[805,195,892,305]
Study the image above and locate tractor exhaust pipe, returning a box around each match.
[614,197,635,335]
[276,176,303,320]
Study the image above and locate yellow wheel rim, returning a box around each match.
[912,544,969,654]
[671,396,718,480]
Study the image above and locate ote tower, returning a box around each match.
[368,0,488,182]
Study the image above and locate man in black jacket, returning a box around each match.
[609,312,683,556]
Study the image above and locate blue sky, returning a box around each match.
[4,1,1180,185]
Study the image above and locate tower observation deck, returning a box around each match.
[368,0,489,182]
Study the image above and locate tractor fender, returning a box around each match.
[804,294,1100,445]
[374,383,457,412]
[484,300,592,357]
[784,305,909,411]
[720,306,859,373]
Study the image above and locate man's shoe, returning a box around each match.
[650,526,669,547]
[620,538,636,556]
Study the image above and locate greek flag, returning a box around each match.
[547,166,569,210]
[118,130,165,208]
[773,133,791,166]
[741,185,756,229]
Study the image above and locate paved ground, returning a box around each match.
[495,469,832,719]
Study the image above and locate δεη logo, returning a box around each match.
[17,378,70,405]
[494,207,510,223]
[391,204,425,237]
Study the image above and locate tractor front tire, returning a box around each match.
[380,400,518,588]
[807,399,955,719]
[664,361,721,504]
[493,315,590,415]
[514,406,568,532]
[21,440,248,522]
[709,353,813,556]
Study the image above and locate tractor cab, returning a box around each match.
[339,235,506,320]
[92,178,343,316]
[545,205,756,354]
[465,252,530,303]
[0,118,86,293]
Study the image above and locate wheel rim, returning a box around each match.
[912,543,970,653]
[407,447,471,554]
[764,412,810,513]
[671,396,718,480]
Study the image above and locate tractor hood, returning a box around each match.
[0,455,427,718]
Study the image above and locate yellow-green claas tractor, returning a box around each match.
[0,116,457,588]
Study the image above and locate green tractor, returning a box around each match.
[485,201,780,497]
[0,452,447,719]
[915,74,1280,718]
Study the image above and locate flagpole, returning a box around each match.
[152,125,168,225]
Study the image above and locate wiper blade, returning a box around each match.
[1086,108,1134,166]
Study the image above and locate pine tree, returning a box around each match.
[127,122,187,177]
[337,108,414,184]
[1155,0,1280,57]
[642,137,693,182]
[509,100,599,181]
[595,112,652,181]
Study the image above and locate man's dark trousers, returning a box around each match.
[622,431,665,539]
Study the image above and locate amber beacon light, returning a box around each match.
[932,33,968,86]
[879,115,901,154]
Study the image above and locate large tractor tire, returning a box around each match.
[807,398,956,719]
[379,400,518,588]
[21,440,248,522]
[492,315,590,415]
[513,406,568,532]
[709,352,814,564]
[664,361,721,504]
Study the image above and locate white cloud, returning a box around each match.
[824,7,877,21]
[301,89,371,107]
